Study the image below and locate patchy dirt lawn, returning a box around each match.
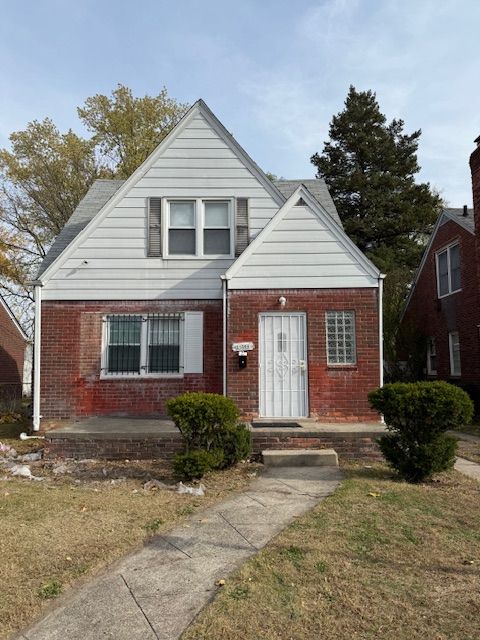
[183,464,480,640]
[0,422,258,640]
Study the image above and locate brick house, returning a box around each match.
[31,100,383,430]
[0,294,28,395]
[401,137,480,405]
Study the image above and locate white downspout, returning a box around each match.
[378,274,386,388]
[221,276,228,396]
[33,283,42,431]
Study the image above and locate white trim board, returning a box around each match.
[37,99,286,285]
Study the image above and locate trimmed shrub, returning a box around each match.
[173,449,225,481]
[166,392,239,452]
[369,381,473,482]
[218,423,252,468]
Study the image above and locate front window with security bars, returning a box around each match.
[103,314,182,376]
[326,310,356,365]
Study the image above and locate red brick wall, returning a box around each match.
[0,301,25,388]
[403,220,480,389]
[41,300,222,419]
[227,289,380,422]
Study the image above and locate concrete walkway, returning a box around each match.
[21,466,342,640]
[455,457,480,481]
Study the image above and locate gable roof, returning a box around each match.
[273,179,342,227]
[35,102,344,281]
[402,207,475,318]
[224,184,380,281]
[36,99,289,283]
[0,294,28,341]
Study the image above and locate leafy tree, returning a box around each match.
[0,119,99,317]
[311,87,442,375]
[77,84,188,178]
[0,85,188,324]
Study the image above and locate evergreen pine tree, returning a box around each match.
[311,86,441,274]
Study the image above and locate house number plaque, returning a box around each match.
[232,342,254,352]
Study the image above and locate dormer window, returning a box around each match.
[165,198,233,258]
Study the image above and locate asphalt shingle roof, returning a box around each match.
[37,179,125,277]
[273,179,342,227]
[37,177,342,278]
[442,207,474,232]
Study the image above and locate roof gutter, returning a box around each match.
[32,282,43,431]
[221,275,230,397]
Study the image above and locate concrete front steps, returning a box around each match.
[263,448,338,467]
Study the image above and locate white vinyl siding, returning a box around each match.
[326,311,356,365]
[426,337,437,375]
[449,331,461,376]
[42,112,279,301]
[228,206,378,289]
[436,243,461,298]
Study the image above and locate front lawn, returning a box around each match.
[183,464,480,640]
[0,423,257,640]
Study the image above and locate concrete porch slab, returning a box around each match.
[49,417,179,439]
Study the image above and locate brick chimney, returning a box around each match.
[470,135,480,236]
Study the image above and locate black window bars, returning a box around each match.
[103,313,183,375]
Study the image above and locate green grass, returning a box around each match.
[182,464,480,640]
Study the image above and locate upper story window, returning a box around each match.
[436,243,461,298]
[166,199,233,257]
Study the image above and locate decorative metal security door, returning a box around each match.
[259,313,308,418]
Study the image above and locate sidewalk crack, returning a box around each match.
[271,478,321,498]
[217,512,258,550]
[244,493,268,507]
[120,574,160,640]
[159,535,192,559]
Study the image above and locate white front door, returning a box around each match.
[259,313,308,418]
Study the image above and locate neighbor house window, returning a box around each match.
[103,314,182,376]
[326,311,356,365]
[449,331,461,376]
[426,337,437,375]
[166,199,232,257]
[436,243,461,297]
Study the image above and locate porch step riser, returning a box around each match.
[262,448,338,467]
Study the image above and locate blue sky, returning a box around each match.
[1,0,479,206]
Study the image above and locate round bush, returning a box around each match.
[173,448,225,481]
[369,381,473,482]
[166,392,240,452]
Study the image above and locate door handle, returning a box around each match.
[299,360,306,370]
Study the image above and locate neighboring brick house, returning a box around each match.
[31,100,383,430]
[0,294,28,394]
[402,137,480,405]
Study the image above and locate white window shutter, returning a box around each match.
[183,312,203,373]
